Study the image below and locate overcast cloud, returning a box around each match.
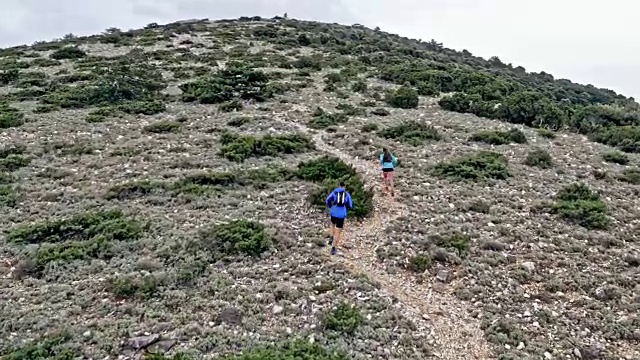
[1,0,638,99]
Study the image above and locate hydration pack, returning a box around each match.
[334,190,346,207]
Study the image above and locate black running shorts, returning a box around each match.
[330,216,345,228]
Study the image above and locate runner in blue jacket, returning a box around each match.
[325,181,353,255]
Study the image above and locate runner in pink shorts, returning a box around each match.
[379,148,398,197]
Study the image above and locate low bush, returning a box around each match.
[617,168,640,184]
[180,65,271,104]
[588,126,640,153]
[385,85,419,109]
[218,339,348,360]
[0,103,25,129]
[218,99,244,112]
[199,219,271,257]
[219,132,313,162]
[0,185,19,207]
[105,180,167,200]
[108,274,160,300]
[370,107,390,116]
[550,183,609,230]
[601,150,629,165]
[0,154,30,172]
[8,210,146,275]
[323,302,364,334]
[431,151,510,181]
[50,46,87,60]
[308,107,348,129]
[408,254,431,273]
[143,121,182,133]
[469,128,527,145]
[523,148,553,168]
[433,233,471,257]
[2,335,77,360]
[378,121,441,145]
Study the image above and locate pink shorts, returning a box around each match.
[382,170,394,181]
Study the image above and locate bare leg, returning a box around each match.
[389,173,395,197]
[334,227,343,249]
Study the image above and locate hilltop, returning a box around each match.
[0,16,639,360]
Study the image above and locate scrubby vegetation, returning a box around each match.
[469,128,527,145]
[198,219,271,257]
[431,151,511,181]
[550,183,610,230]
[378,121,441,145]
[219,132,314,162]
[523,148,553,168]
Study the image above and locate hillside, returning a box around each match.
[1,15,639,360]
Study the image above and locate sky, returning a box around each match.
[1,0,638,99]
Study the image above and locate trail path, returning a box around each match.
[305,128,494,360]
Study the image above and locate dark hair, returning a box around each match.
[382,147,388,154]
[338,181,345,187]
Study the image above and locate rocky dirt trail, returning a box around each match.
[304,128,494,360]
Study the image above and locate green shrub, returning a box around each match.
[199,219,271,257]
[385,85,419,109]
[2,335,77,360]
[8,210,146,274]
[588,126,640,153]
[617,168,640,184]
[105,180,167,200]
[172,167,296,194]
[335,103,365,116]
[144,121,181,133]
[536,128,556,139]
[50,46,87,60]
[180,65,271,104]
[434,233,471,257]
[218,339,347,360]
[469,128,527,145]
[227,116,253,127]
[219,99,244,112]
[0,185,19,207]
[323,302,364,334]
[408,254,431,273]
[86,106,117,123]
[0,69,20,85]
[0,154,30,172]
[0,103,25,129]
[550,183,609,230]
[602,150,629,165]
[378,121,441,145]
[219,132,313,162]
[431,151,510,181]
[523,148,553,168]
[308,107,348,129]
[108,274,160,299]
[297,156,357,182]
[41,64,165,109]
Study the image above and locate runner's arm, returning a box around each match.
[325,192,335,207]
[392,154,398,166]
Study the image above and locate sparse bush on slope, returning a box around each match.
[550,183,610,230]
[219,132,314,162]
[180,64,272,104]
[523,148,553,168]
[385,85,419,109]
[0,103,25,129]
[431,151,511,181]
[50,46,86,60]
[8,210,147,275]
[469,128,527,145]
[378,121,441,145]
[199,219,271,257]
